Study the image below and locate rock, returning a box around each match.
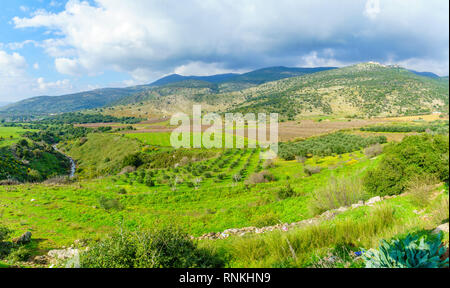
[433,223,449,234]
[48,248,80,260]
[336,206,348,213]
[12,231,32,245]
[352,202,363,209]
[366,196,381,206]
[33,255,48,265]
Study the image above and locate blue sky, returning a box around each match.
[0,0,448,102]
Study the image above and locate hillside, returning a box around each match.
[0,87,148,116]
[226,63,449,118]
[147,66,337,87]
[106,63,449,119]
[1,66,334,117]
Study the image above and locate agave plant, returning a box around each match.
[363,232,449,268]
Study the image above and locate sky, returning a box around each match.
[0,0,448,102]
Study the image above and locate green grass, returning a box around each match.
[59,133,142,178]
[200,188,449,268]
[123,131,256,148]
[0,149,379,252]
[0,126,36,147]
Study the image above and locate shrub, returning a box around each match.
[363,232,449,268]
[8,246,31,262]
[364,143,383,158]
[98,196,123,211]
[80,227,224,268]
[309,176,367,215]
[122,153,144,168]
[247,171,275,184]
[276,184,296,200]
[304,166,322,176]
[364,134,449,196]
[0,226,11,242]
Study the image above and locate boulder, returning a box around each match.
[12,231,32,245]
[433,223,449,234]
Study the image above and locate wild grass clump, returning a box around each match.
[406,175,439,207]
[80,226,225,268]
[309,176,367,215]
[227,204,396,267]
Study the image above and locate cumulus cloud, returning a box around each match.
[10,0,449,84]
[0,49,74,101]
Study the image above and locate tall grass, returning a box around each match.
[406,174,439,207]
[309,176,367,215]
[223,204,396,267]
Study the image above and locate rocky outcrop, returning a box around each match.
[198,194,397,240]
[12,231,32,245]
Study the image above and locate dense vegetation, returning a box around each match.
[278,132,387,160]
[80,226,224,268]
[0,138,70,182]
[360,121,449,134]
[39,112,143,124]
[364,134,449,196]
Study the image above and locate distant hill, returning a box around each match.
[227,63,449,118]
[1,66,334,116]
[409,70,441,79]
[0,102,10,108]
[0,87,148,115]
[147,66,337,87]
[108,63,449,119]
[2,64,447,118]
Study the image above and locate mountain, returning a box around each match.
[0,87,148,115]
[0,102,10,107]
[227,63,449,118]
[409,70,441,79]
[147,66,337,87]
[1,66,334,116]
[147,73,239,86]
[2,64,447,118]
[108,62,449,119]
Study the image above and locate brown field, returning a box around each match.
[77,113,443,143]
[276,119,387,141]
[381,113,448,122]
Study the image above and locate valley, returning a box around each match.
[0,63,449,269]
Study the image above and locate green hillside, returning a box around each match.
[106,63,449,120]
[227,63,449,118]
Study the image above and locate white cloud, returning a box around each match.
[10,0,450,83]
[299,50,350,68]
[36,77,72,91]
[33,62,40,69]
[0,49,74,101]
[364,0,381,20]
[174,62,247,76]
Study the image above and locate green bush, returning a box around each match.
[364,134,449,196]
[8,246,31,262]
[80,227,225,268]
[363,232,449,268]
[276,184,296,200]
